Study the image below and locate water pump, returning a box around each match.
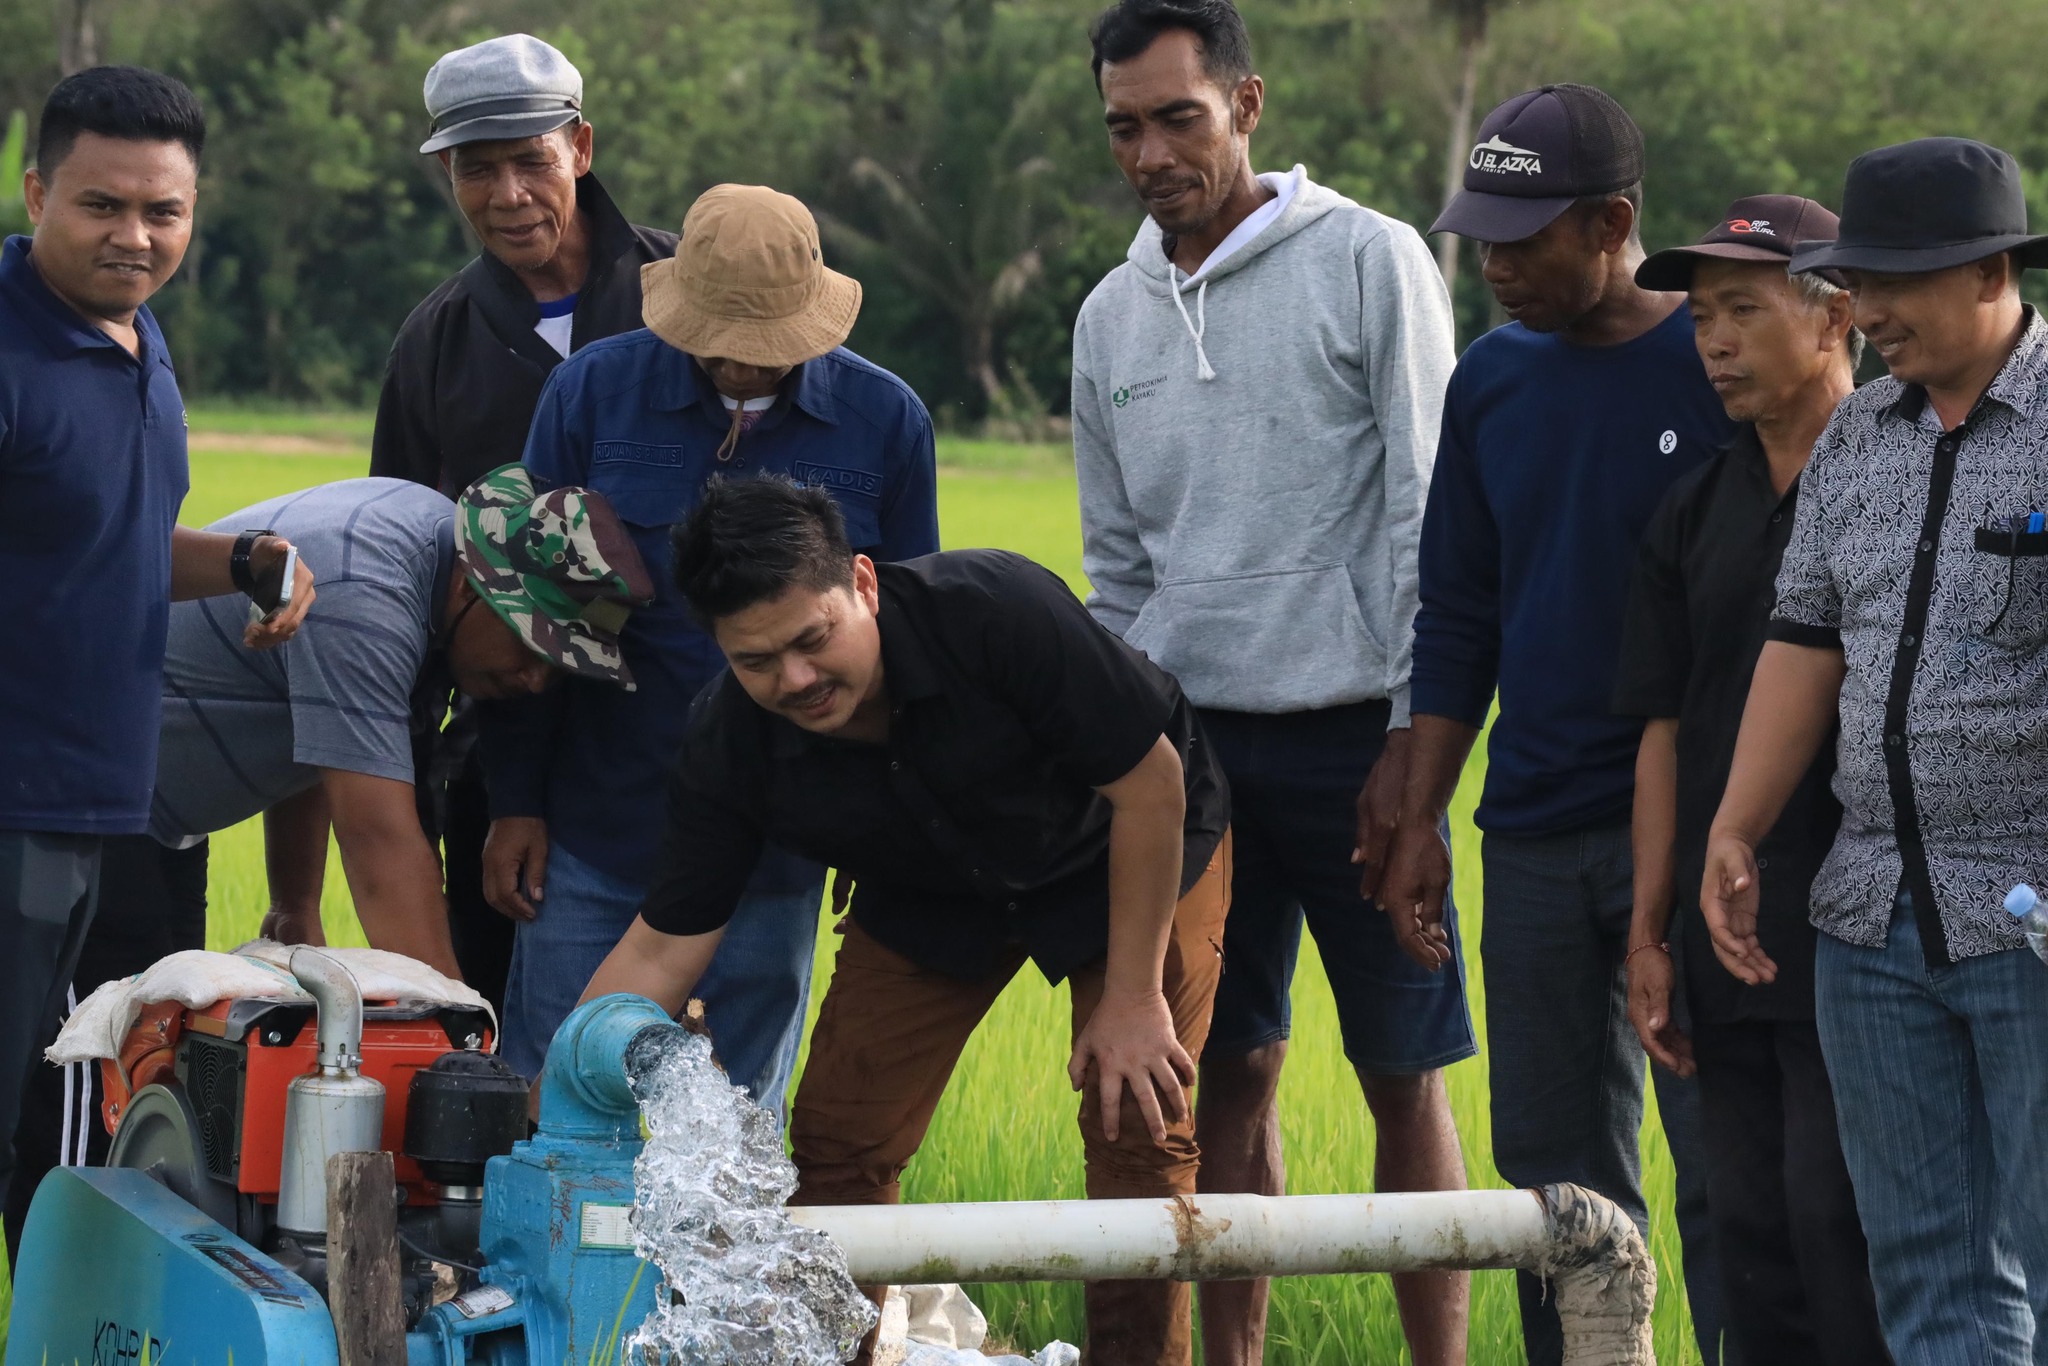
[5,956,681,1366]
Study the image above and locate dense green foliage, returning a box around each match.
[5,0,2048,422]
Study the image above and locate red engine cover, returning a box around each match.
[101,997,496,1205]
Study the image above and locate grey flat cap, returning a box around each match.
[420,34,582,155]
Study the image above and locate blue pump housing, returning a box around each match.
[8,994,683,1366]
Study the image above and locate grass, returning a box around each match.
[3,425,1703,1364]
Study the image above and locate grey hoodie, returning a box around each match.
[1071,169,1455,725]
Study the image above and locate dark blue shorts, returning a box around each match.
[1198,701,1477,1075]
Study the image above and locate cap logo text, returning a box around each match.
[1727,219,1775,235]
[1469,134,1543,176]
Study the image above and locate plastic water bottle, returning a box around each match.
[2005,884,2048,965]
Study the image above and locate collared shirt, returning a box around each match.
[1771,307,2048,963]
[0,236,189,834]
[480,333,940,885]
[638,551,1230,982]
[370,174,676,498]
[1614,427,1840,1021]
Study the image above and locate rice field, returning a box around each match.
[0,427,1702,1364]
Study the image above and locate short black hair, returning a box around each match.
[35,66,206,177]
[1089,0,1253,93]
[671,475,856,625]
[1574,182,1644,247]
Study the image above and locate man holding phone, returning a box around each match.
[0,66,316,1218]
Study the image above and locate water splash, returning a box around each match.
[624,1026,878,1365]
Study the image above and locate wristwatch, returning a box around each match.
[231,529,276,599]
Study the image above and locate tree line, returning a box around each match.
[4,0,2046,426]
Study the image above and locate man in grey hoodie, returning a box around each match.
[1074,2,1473,1362]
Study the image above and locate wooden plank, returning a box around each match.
[327,1149,406,1366]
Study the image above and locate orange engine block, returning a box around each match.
[102,995,496,1206]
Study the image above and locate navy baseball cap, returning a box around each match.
[1637,195,1847,291]
[1431,84,1645,244]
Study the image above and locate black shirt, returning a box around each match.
[1613,427,1840,1021]
[640,550,1230,982]
[369,174,677,497]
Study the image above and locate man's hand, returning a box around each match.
[484,816,549,922]
[1378,818,1453,970]
[260,905,327,946]
[1069,986,1193,1145]
[1351,727,1411,900]
[1700,831,1777,985]
[1625,945,1694,1076]
[242,539,317,650]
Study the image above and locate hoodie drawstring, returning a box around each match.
[1171,274,1218,382]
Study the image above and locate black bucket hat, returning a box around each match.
[1791,138,2048,277]
[1637,195,1846,291]
[1430,84,1644,244]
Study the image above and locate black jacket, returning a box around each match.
[370,174,677,496]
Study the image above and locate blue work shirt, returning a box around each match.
[1410,305,1733,837]
[0,235,190,833]
[482,329,941,886]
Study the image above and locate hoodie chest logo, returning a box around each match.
[1113,375,1169,409]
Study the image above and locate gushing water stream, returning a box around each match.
[624,1027,878,1365]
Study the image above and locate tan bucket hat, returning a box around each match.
[641,184,862,368]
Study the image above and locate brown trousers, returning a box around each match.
[790,834,1232,1366]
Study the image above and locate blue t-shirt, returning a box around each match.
[1410,305,1734,837]
[481,332,941,885]
[0,236,190,834]
[152,479,454,844]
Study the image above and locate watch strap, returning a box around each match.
[231,529,275,599]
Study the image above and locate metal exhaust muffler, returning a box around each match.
[275,948,386,1241]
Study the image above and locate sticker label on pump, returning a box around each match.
[579,1201,636,1249]
[450,1284,516,1319]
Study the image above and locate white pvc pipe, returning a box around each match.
[791,1184,1658,1366]
[792,1190,1548,1283]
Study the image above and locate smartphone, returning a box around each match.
[246,544,298,626]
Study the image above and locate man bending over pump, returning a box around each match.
[8,466,654,1248]
[579,475,1231,1366]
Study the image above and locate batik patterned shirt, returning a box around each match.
[1770,307,2048,962]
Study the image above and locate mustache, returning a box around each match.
[780,682,835,710]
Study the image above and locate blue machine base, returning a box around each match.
[6,1167,340,1366]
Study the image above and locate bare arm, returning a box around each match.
[1069,735,1191,1145]
[1376,712,1481,969]
[578,917,727,1018]
[261,783,332,946]
[1700,641,1846,984]
[321,768,462,980]
[1626,719,1691,1075]
[169,526,316,647]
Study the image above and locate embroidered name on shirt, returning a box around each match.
[593,440,685,467]
[1112,375,1169,408]
[792,461,881,497]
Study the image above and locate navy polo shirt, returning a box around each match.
[480,329,940,884]
[0,235,190,834]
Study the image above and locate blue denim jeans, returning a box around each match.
[1817,891,2048,1366]
[500,840,822,1120]
[1481,824,1724,1366]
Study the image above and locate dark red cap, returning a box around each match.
[1637,194,1846,290]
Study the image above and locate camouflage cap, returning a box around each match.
[455,465,657,689]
